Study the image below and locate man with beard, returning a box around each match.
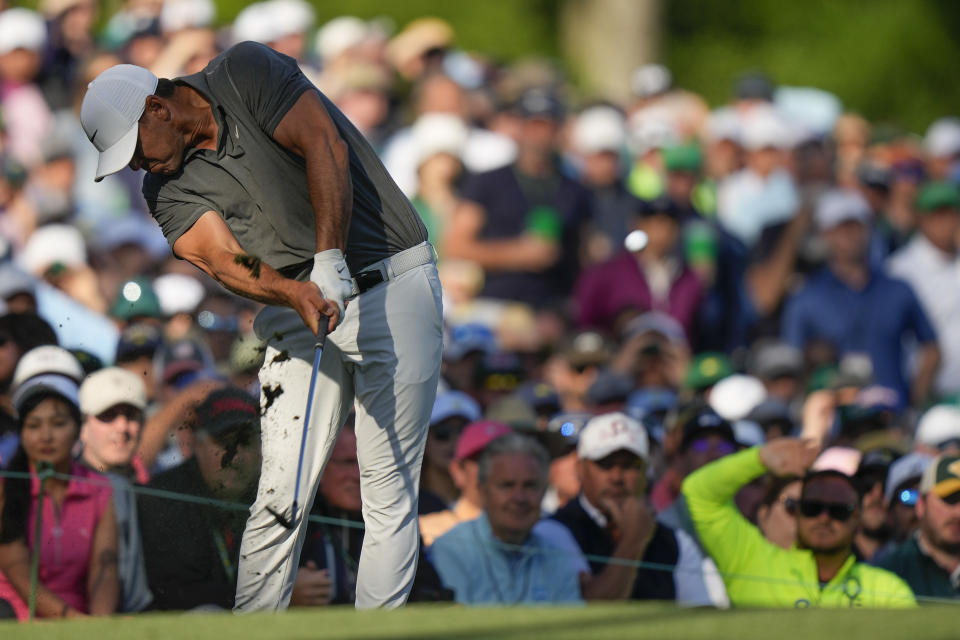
[683,438,915,607]
[878,455,960,599]
[852,449,897,561]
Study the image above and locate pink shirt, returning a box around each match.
[0,463,113,620]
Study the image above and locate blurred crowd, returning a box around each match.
[1,0,960,619]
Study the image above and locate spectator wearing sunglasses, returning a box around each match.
[683,438,916,607]
[655,407,738,550]
[552,413,726,606]
[756,475,802,549]
[419,391,481,515]
[878,454,960,600]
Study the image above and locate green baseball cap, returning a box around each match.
[920,454,960,498]
[915,181,960,213]
[109,277,162,321]
[663,144,702,173]
[685,352,734,390]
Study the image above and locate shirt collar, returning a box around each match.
[174,73,230,161]
[29,461,107,499]
[578,494,608,528]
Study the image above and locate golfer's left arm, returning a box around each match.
[272,89,355,329]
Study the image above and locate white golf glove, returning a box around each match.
[309,248,353,328]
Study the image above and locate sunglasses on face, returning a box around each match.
[941,491,960,506]
[431,424,460,443]
[897,488,919,507]
[797,499,856,522]
[689,438,736,456]
[593,457,645,472]
[96,405,144,424]
[936,438,960,452]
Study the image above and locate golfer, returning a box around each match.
[80,42,443,610]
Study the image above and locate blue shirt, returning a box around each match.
[428,513,583,605]
[782,267,936,406]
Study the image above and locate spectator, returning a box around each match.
[137,387,260,610]
[878,454,960,600]
[0,361,118,620]
[419,419,511,547]
[852,449,899,562]
[756,475,802,549]
[428,433,583,604]
[683,438,915,607]
[887,181,960,397]
[552,412,725,606]
[77,366,152,612]
[574,196,703,337]
[883,453,933,547]
[420,390,481,514]
[445,86,592,310]
[783,189,940,409]
[915,404,960,456]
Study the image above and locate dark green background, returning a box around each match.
[17,0,960,132]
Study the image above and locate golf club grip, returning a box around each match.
[316,315,329,349]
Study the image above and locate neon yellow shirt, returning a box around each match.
[682,447,916,608]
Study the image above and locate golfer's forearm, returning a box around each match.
[202,257,299,308]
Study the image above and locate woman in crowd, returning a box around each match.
[0,373,118,620]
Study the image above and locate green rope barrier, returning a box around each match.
[2,467,959,607]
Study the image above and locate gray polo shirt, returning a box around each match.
[143,41,426,277]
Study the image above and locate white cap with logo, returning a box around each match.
[577,412,649,461]
[80,64,158,182]
[79,367,148,417]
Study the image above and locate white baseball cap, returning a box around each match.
[79,366,147,417]
[815,188,871,231]
[924,117,960,159]
[916,404,960,448]
[577,412,649,462]
[0,8,47,56]
[709,374,767,422]
[13,346,84,388]
[316,16,370,61]
[572,106,627,155]
[80,64,158,182]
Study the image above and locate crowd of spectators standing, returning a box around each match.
[1,0,960,619]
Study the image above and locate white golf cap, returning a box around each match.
[411,112,469,166]
[13,346,84,387]
[631,63,672,99]
[316,16,370,61]
[18,224,87,275]
[80,64,158,183]
[916,404,960,448]
[160,0,215,33]
[815,188,871,231]
[79,366,147,417]
[0,8,47,56]
[153,273,206,316]
[924,117,960,159]
[577,412,649,461]
[708,374,767,422]
[572,106,627,155]
[741,107,793,151]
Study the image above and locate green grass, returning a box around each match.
[2,603,959,639]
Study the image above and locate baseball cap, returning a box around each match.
[0,8,47,56]
[13,374,80,417]
[585,370,634,407]
[924,117,960,159]
[684,352,734,390]
[514,87,565,121]
[915,181,960,213]
[430,390,481,426]
[316,16,370,61]
[920,454,960,499]
[411,113,469,166]
[621,311,686,345]
[735,71,774,101]
[578,412,649,462]
[110,278,163,321]
[749,340,803,380]
[116,323,163,363]
[194,387,259,438]
[815,188,872,231]
[571,106,626,154]
[453,420,512,462]
[916,404,960,449]
[812,446,862,476]
[663,144,702,173]
[708,374,767,422]
[637,195,683,221]
[157,338,213,386]
[153,273,205,317]
[740,108,792,150]
[19,224,87,275]
[79,366,147,417]
[13,346,84,388]
[885,452,933,503]
[679,407,736,451]
[516,382,560,414]
[565,331,610,371]
[631,63,672,99]
[80,64,159,182]
[444,323,496,362]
